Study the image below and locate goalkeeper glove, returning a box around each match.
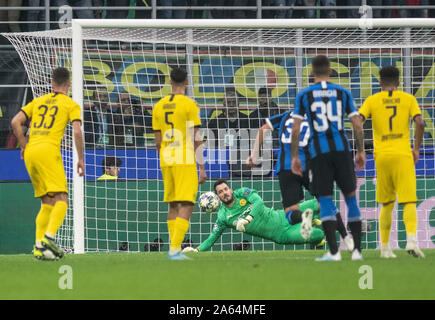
[236,215,253,232]
[182,246,199,253]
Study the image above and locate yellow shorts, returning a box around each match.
[161,165,198,203]
[374,153,417,204]
[24,144,68,198]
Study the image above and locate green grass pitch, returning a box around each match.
[0,249,434,300]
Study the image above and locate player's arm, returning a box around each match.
[72,120,85,177]
[290,116,303,176]
[349,114,366,171]
[412,114,424,164]
[11,111,28,158]
[154,130,162,152]
[247,122,271,167]
[194,126,207,184]
[194,220,226,252]
[235,189,264,232]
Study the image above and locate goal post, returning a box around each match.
[3,18,435,254]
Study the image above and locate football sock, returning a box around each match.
[45,201,68,238]
[379,202,394,246]
[167,219,176,243]
[286,210,302,225]
[35,204,53,244]
[335,212,348,239]
[170,217,189,254]
[345,195,361,221]
[403,202,417,237]
[322,220,338,255]
[348,220,362,252]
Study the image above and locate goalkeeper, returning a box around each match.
[183,180,324,253]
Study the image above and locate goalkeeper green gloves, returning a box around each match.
[236,215,253,232]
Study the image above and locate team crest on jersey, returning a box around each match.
[239,199,247,206]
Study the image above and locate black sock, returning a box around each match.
[336,212,348,239]
[289,210,302,225]
[348,220,362,252]
[322,220,338,255]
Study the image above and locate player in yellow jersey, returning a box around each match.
[10,67,85,260]
[359,66,425,258]
[152,67,207,260]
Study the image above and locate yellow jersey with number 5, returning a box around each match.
[359,90,422,156]
[21,92,82,150]
[152,94,201,167]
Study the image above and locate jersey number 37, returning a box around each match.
[281,118,310,147]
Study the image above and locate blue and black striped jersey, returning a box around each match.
[293,81,359,159]
[267,111,310,173]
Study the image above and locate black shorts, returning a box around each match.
[309,151,356,197]
[278,169,311,209]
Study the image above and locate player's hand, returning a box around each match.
[77,159,85,177]
[20,146,25,160]
[355,151,366,172]
[412,149,420,164]
[198,167,207,184]
[236,215,253,232]
[246,155,259,168]
[291,158,303,176]
[182,247,198,253]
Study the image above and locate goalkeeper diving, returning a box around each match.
[183,180,325,253]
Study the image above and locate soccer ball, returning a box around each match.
[199,192,220,213]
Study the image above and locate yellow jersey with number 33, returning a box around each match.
[152,94,201,167]
[359,90,422,156]
[21,92,82,150]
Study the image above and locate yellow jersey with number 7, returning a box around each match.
[21,92,82,150]
[359,90,422,156]
[152,94,201,167]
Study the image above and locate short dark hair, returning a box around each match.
[52,67,70,86]
[258,87,271,96]
[311,55,330,77]
[213,179,229,193]
[380,66,400,86]
[102,156,122,171]
[170,67,188,84]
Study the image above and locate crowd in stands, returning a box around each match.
[0,1,433,152]
[0,1,433,33]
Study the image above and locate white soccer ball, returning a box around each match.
[199,192,220,213]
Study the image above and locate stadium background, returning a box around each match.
[0,2,434,255]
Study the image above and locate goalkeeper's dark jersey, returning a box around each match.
[197,188,291,251]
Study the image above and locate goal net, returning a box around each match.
[3,18,435,254]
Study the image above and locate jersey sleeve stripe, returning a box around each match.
[20,109,29,121]
[348,111,359,118]
[292,114,304,120]
[265,118,273,131]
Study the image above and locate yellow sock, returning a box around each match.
[35,204,53,244]
[170,217,189,254]
[167,219,176,244]
[403,203,417,237]
[46,201,68,238]
[380,202,394,246]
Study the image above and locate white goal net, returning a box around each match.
[3,18,435,253]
